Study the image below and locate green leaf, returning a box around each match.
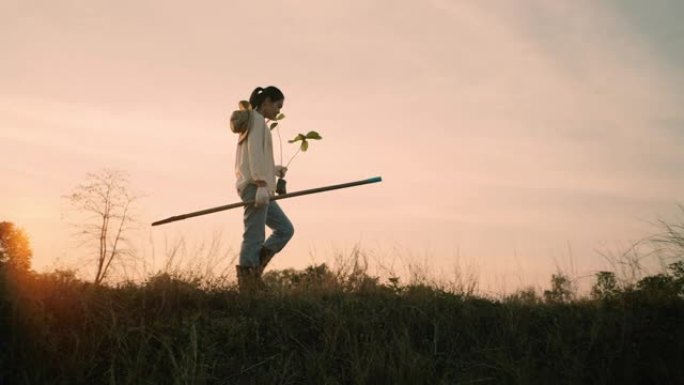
[305,131,322,140]
[300,140,309,152]
[270,122,279,130]
[288,134,306,143]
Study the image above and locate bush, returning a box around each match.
[592,271,620,299]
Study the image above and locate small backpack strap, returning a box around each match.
[237,110,251,145]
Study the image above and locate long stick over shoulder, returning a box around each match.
[151,176,382,227]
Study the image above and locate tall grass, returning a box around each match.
[2,208,683,384]
[1,257,683,385]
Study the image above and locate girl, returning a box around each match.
[234,86,294,291]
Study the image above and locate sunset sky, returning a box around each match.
[2,0,683,292]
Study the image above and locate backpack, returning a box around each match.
[230,100,252,144]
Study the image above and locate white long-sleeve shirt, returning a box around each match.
[235,110,276,194]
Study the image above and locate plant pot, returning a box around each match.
[276,177,287,195]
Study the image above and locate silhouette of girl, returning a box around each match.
[234,86,294,291]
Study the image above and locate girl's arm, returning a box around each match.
[246,116,268,185]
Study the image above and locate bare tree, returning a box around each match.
[65,169,138,284]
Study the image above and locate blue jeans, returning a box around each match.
[238,184,295,267]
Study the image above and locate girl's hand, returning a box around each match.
[255,186,270,207]
[275,165,288,178]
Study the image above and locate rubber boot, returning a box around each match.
[258,247,275,276]
[236,265,264,293]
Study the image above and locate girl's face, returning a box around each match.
[260,97,284,120]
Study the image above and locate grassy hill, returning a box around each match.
[1,262,683,385]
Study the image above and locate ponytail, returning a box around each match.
[249,86,284,110]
